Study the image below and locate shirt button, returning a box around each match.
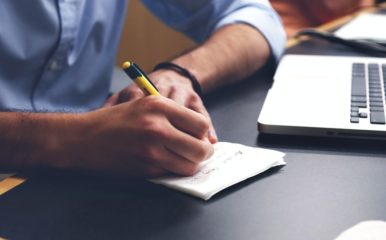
[49,60,59,71]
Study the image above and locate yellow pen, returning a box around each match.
[122,61,161,96]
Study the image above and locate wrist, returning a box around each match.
[23,113,87,170]
[153,62,203,97]
[43,113,90,170]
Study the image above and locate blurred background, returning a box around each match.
[116,1,197,72]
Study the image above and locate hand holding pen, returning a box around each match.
[88,61,214,176]
[104,61,217,143]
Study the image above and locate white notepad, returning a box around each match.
[150,142,286,200]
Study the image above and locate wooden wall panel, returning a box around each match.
[116,1,196,72]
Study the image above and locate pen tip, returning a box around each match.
[122,61,131,69]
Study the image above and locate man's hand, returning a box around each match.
[63,96,214,177]
[104,69,217,143]
[104,23,272,146]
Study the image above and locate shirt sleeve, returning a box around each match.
[141,0,286,61]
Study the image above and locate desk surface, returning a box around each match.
[1,9,386,240]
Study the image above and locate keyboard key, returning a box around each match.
[369,93,382,98]
[370,112,386,124]
[369,84,381,88]
[369,83,381,88]
[369,89,382,94]
[350,117,360,123]
[370,106,385,112]
[368,63,379,69]
[351,102,367,108]
[359,112,368,118]
[368,64,380,78]
[370,99,383,104]
[370,102,383,107]
[351,85,367,97]
[351,96,367,102]
[353,63,365,69]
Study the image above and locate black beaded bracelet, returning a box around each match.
[153,62,202,97]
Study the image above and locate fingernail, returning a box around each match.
[208,130,218,143]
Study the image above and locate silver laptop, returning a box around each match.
[258,54,386,139]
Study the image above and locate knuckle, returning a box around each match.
[189,93,201,103]
[196,150,207,162]
[183,164,199,176]
[143,120,169,139]
[196,142,212,161]
[197,116,210,133]
[142,145,159,162]
[125,86,134,93]
[137,114,155,127]
[170,85,178,93]
[118,89,130,102]
[128,88,140,97]
[157,85,168,93]
[143,96,166,112]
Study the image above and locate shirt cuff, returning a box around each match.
[213,6,286,62]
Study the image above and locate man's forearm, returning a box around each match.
[0,112,78,170]
[171,24,271,93]
[0,98,214,177]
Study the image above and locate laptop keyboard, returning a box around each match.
[350,63,386,124]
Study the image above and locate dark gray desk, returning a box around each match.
[1,34,386,240]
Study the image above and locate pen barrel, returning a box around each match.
[134,76,161,96]
[123,62,160,96]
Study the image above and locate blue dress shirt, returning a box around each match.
[0,0,285,112]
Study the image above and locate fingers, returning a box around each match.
[163,81,217,143]
[103,85,144,107]
[187,95,218,143]
[158,98,210,140]
[144,130,213,176]
[139,127,213,176]
[118,86,144,103]
[168,86,189,106]
[98,96,216,177]
[157,146,202,176]
[155,84,171,98]
[103,94,119,108]
[127,122,212,176]
[136,97,214,176]
[162,125,214,164]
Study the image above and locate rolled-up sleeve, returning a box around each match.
[141,0,286,61]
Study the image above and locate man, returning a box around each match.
[0,1,285,177]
